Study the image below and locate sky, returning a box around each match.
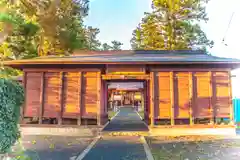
[85,0,240,59]
[84,0,240,97]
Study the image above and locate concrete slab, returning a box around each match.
[20,125,103,137]
[149,127,237,136]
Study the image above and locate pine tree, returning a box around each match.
[85,26,101,50]
[111,40,123,50]
[131,0,214,51]
[102,43,112,50]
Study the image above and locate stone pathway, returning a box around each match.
[82,136,147,160]
[79,107,150,160]
[103,107,149,132]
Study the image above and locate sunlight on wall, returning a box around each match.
[232,68,240,98]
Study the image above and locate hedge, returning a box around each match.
[0,78,24,154]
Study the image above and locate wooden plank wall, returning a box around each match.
[62,72,81,118]
[157,72,171,119]
[24,72,42,117]
[193,72,212,119]
[152,70,232,125]
[213,72,231,118]
[43,72,61,118]
[24,70,102,125]
[23,69,232,126]
[174,72,191,119]
[82,72,98,119]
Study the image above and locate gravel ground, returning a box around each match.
[145,135,240,160]
[9,135,94,160]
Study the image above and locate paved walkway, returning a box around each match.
[81,107,150,160]
[82,136,147,160]
[103,107,149,132]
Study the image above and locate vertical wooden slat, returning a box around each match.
[25,72,42,117]
[189,72,193,125]
[170,72,174,125]
[43,72,61,118]
[78,72,82,125]
[97,71,101,126]
[209,72,214,124]
[155,73,159,119]
[158,72,171,119]
[212,72,216,124]
[58,72,64,125]
[229,71,234,124]
[213,72,230,120]
[150,72,155,126]
[174,72,190,119]
[39,72,44,124]
[21,72,27,123]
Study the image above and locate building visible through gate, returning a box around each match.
[4,50,240,129]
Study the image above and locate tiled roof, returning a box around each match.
[4,50,240,65]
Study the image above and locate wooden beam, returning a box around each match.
[209,72,214,124]
[170,72,174,126]
[58,72,64,125]
[189,72,193,125]
[21,72,27,123]
[150,72,156,127]
[23,68,101,72]
[102,74,150,80]
[150,68,232,72]
[229,71,234,125]
[78,72,82,125]
[97,71,102,126]
[39,72,45,124]
[211,72,216,124]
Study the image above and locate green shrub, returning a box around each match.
[0,78,24,154]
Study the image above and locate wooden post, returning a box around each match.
[211,72,216,124]
[170,72,174,126]
[141,90,144,112]
[97,72,101,126]
[209,72,214,124]
[58,72,64,125]
[189,72,193,125]
[21,72,27,123]
[229,71,234,125]
[39,72,45,124]
[150,72,155,127]
[78,72,82,125]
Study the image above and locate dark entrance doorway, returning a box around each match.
[102,80,149,132]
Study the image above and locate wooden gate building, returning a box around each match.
[4,50,240,127]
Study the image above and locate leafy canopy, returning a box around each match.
[131,0,214,51]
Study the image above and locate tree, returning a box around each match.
[85,26,101,50]
[101,41,123,51]
[111,40,123,50]
[131,0,214,51]
[0,0,90,60]
[102,43,112,50]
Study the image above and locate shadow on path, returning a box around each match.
[103,107,149,132]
